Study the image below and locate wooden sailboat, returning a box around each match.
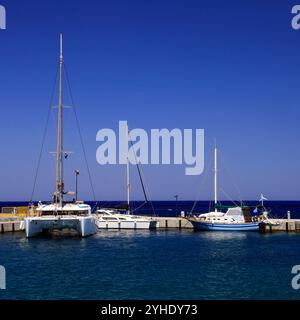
[188,145,260,231]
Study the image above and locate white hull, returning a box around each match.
[25,215,97,238]
[96,219,157,230]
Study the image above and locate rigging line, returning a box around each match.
[218,149,243,203]
[131,201,147,213]
[136,165,156,216]
[208,183,214,213]
[128,134,156,216]
[139,168,156,216]
[219,188,240,207]
[63,63,97,203]
[30,64,60,203]
[129,139,148,202]
[190,155,213,214]
[136,164,148,202]
[91,201,99,212]
[134,157,156,215]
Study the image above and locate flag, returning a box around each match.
[260,194,268,201]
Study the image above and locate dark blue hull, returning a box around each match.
[190,220,260,231]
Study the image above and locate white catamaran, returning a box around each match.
[95,123,158,230]
[25,34,97,238]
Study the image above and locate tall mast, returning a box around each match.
[55,33,64,207]
[126,123,130,214]
[214,143,218,212]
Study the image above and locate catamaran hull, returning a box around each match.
[24,216,97,238]
[190,220,259,231]
[96,220,158,230]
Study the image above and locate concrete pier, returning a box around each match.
[155,217,300,232]
[259,219,300,233]
[154,217,193,229]
[0,216,195,232]
[1,216,300,234]
[0,219,23,233]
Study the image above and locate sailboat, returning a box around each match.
[95,123,158,229]
[188,145,260,231]
[24,34,97,238]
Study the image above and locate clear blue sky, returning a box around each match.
[0,0,300,201]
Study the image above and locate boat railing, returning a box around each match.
[1,206,37,218]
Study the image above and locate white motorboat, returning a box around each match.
[95,123,158,230]
[95,209,158,229]
[25,34,97,238]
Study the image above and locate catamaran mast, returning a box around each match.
[55,33,64,207]
[214,144,218,212]
[126,123,130,214]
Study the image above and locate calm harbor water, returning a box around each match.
[0,231,300,300]
[0,201,300,300]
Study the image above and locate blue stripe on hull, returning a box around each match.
[190,221,259,231]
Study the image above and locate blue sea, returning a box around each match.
[0,201,300,300]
